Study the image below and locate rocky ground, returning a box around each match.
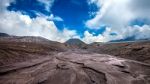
[87,41,150,64]
[0,36,150,84]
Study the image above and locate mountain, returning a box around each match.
[0,32,9,37]
[0,33,68,51]
[65,38,87,49]
[0,35,69,67]
[0,36,68,55]
[110,36,150,42]
[0,36,62,45]
[65,38,85,45]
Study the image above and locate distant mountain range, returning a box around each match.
[110,36,150,43]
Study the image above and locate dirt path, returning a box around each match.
[0,50,150,84]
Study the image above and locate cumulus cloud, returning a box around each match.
[85,0,150,43]
[0,0,14,12]
[129,0,150,19]
[120,25,150,40]
[83,27,121,43]
[83,25,150,44]
[37,0,54,12]
[0,0,79,43]
[86,0,133,29]
[83,31,104,43]
[47,14,63,21]
[86,0,150,28]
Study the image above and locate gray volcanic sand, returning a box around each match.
[0,50,150,84]
[0,37,150,84]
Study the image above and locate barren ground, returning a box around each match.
[0,37,150,84]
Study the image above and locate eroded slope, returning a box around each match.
[0,37,150,84]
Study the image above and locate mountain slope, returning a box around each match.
[88,41,150,64]
[65,38,85,45]
[65,38,87,49]
[0,36,68,66]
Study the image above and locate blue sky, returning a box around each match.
[7,0,100,37]
[0,0,150,43]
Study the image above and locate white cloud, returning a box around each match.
[86,0,133,29]
[0,0,14,12]
[82,27,121,43]
[47,14,63,21]
[86,0,150,28]
[0,11,79,42]
[83,25,150,44]
[0,0,79,43]
[82,31,104,43]
[85,0,150,43]
[121,25,150,40]
[129,0,150,19]
[37,0,54,12]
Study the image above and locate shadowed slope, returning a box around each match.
[88,41,150,64]
[65,38,87,49]
[0,36,67,66]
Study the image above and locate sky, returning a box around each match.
[0,0,150,43]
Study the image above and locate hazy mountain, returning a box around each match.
[65,38,85,45]
[110,36,150,42]
[65,38,87,49]
[0,32,9,37]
